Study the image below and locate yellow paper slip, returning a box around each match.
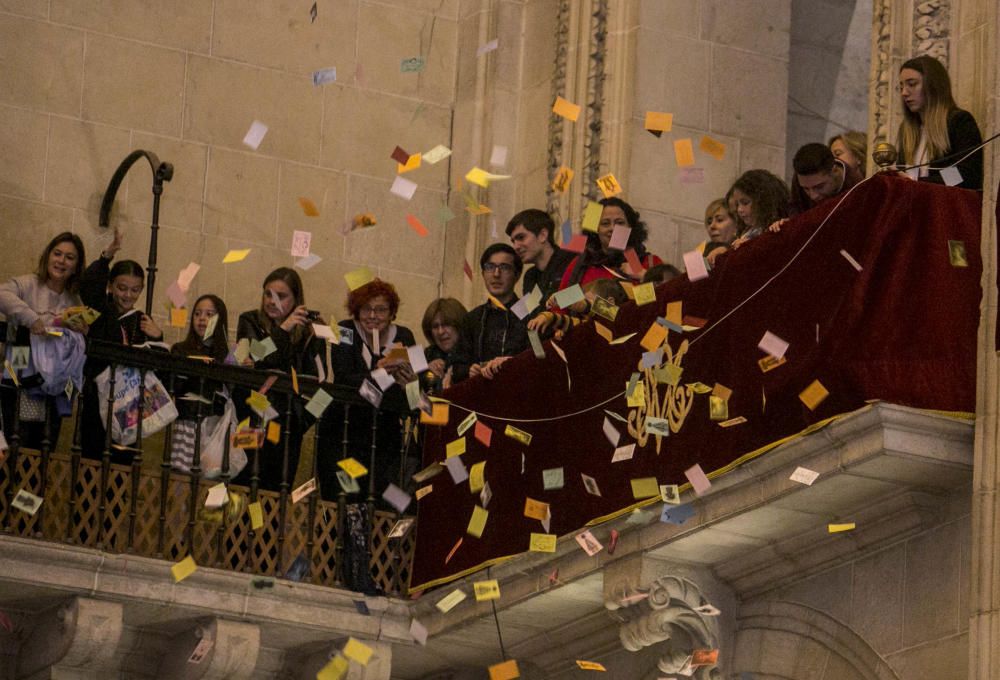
[596,173,622,199]
[581,201,603,233]
[523,498,549,521]
[473,579,501,601]
[630,477,660,499]
[633,282,657,306]
[640,322,667,352]
[248,501,264,530]
[504,425,532,446]
[298,196,320,216]
[446,437,466,458]
[342,637,374,666]
[551,165,574,193]
[699,135,726,160]
[829,523,856,533]
[469,461,486,493]
[316,655,349,680]
[529,532,557,553]
[467,505,489,538]
[552,96,581,121]
[489,659,520,680]
[171,555,197,583]
[420,401,450,425]
[222,248,251,264]
[344,267,375,291]
[576,660,608,671]
[436,588,466,612]
[644,111,673,132]
[397,153,422,173]
[799,379,829,410]
[674,138,695,167]
[338,457,368,479]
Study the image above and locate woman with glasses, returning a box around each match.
[896,55,983,190]
[320,278,418,593]
[233,267,321,492]
[559,197,662,292]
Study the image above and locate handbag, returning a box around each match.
[170,397,247,479]
[95,366,179,445]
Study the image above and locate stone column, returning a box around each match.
[968,0,1000,675]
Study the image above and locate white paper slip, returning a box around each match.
[603,417,620,447]
[370,367,396,391]
[312,66,337,86]
[294,253,322,271]
[423,145,452,164]
[940,165,962,187]
[390,176,418,200]
[407,345,429,374]
[409,618,428,645]
[611,443,635,463]
[683,249,710,281]
[204,483,228,509]
[382,483,412,513]
[790,466,820,486]
[444,456,468,484]
[575,529,603,556]
[242,120,268,150]
[12,489,43,515]
[476,38,499,57]
[489,144,508,167]
[758,331,789,360]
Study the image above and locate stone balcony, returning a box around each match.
[0,400,976,678]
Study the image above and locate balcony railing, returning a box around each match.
[0,335,416,595]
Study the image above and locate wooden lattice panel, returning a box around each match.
[0,449,407,595]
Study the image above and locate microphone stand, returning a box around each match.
[98,151,174,315]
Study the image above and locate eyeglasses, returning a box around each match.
[361,305,391,316]
[482,262,515,274]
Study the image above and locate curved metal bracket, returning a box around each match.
[98,150,174,315]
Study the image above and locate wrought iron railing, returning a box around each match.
[0,336,416,595]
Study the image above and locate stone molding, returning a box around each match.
[913,0,950,62]
[15,597,123,677]
[605,574,721,679]
[733,600,901,680]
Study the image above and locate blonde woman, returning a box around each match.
[896,55,983,190]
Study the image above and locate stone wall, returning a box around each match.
[0,1,460,339]
[627,0,792,270]
[787,0,873,178]
[737,492,972,679]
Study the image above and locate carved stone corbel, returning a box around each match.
[158,617,260,679]
[15,596,124,677]
[605,575,721,679]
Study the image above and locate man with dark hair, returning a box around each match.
[506,209,575,306]
[790,142,863,213]
[451,243,529,382]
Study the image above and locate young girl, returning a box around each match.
[171,295,229,363]
[79,229,165,460]
[169,295,230,474]
[728,170,791,251]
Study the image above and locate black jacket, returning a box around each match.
[523,247,576,308]
[451,301,528,383]
[899,108,983,190]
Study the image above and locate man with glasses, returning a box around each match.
[452,243,528,382]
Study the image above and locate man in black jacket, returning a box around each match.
[506,209,575,308]
[452,243,528,382]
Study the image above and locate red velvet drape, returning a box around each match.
[411,175,982,591]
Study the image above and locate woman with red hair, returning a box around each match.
[321,279,419,593]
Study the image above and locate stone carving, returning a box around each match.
[546,0,571,220]
[870,0,893,145]
[913,0,950,63]
[605,575,721,679]
[582,0,609,207]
